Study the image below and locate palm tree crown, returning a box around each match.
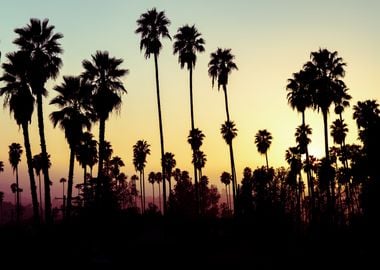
[13,18,63,90]
[221,121,238,145]
[254,129,272,155]
[295,124,312,154]
[330,119,348,145]
[208,48,238,90]
[173,24,205,70]
[9,143,23,172]
[135,8,171,58]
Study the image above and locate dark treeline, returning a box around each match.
[0,7,379,269]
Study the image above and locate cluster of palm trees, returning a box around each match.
[0,9,378,225]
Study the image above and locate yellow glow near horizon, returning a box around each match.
[0,0,379,203]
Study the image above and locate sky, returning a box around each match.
[0,0,379,204]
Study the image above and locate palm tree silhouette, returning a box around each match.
[136,8,171,214]
[59,177,67,218]
[133,140,151,212]
[0,162,3,223]
[295,124,312,155]
[220,171,232,211]
[254,129,272,170]
[330,119,348,147]
[220,121,237,209]
[162,152,176,193]
[192,150,207,178]
[76,132,98,183]
[287,70,314,199]
[208,48,238,212]
[304,49,346,161]
[50,76,93,218]
[0,51,40,223]
[32,153,50,219]
[8,143,23,222]
[82,51,128,202]
[14,18,63,222]
[148,172,156,206]
[173,24,205,209]
[155,172,163,212]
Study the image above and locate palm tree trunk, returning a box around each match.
[189,67,200,214]
[22,122,40,223]
[322,110,333,211]
[225,184,229,211]
[142,169,146,211]
[222,85,231,121]
[38,174,43,219]
[16,167,20,223]
[154,53,167,214]
[265,152,269,170]
[139,172,144,213]
[66,146,75,218]
[228,142,237,213]
[36,93,52,223]
[152,183,155,206]
[97,117,106,202]
[158,182,162,213]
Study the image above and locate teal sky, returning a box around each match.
[1,0,379,203]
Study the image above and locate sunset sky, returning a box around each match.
[0,0,379,204]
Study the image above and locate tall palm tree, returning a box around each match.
[208,48,238,212]
[82,51,128,202]
[295,124,312,155]
[173,24,205,205]
[330,119,348,146]
[254,129,273,170]
[32,153,44,218]
[304,49,346,161]
[155,172,163,212]
[136,8,171,214]
[133,140,151,212]
[76,132,98,184]
[14,18,63,223]
[0,51,40,223]
[9,143,23,222]
[50,76,93,218]
[162,152,176,193]
[59,177,67,218]
[287,70,314,200]
[220,120,238,210]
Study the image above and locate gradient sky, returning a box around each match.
[0,0,379,204]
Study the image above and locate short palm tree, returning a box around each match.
[136,8,171,214]
[192,150,207,178]
[9,143,23,222]
[220,171,232,211]
[254,129,272,170]
[295,124,312,155]
[0,51,40,223]
[173,24,205,202]
[220,120,238,209]
[133,140,151,212]
[330,119,348,146]
[162,152,176,193]
[148,172,156,206]
[50,76,93,218]
[32,153,51,219]
[14,18,63,222]
[82,51,128,202]
[75,132,98,184]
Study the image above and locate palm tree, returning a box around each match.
[148,172,156,206]
[50,76,93,218]
[295,124,312,155]
[0,51,40,223]
[162,152,176,193]
[32,153,49,219]
[173,24,205,205]
[208,48,238,211]
[14,18,63,223]
[133,140,151,212]
[287,69,314,202]
[193,150,207,178]
[208,48,238,122]
[304,49,346,161]
[330,119,348,146]
[9,143,23,222]
[155,172,163,212]
[76,132,98,185]
[254,129,273,170]
[136,8,171,214]
[220,120,238,209]
[82,51,128,202]
[220,171,231,211]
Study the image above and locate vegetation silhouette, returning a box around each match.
[0,13,379,269]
